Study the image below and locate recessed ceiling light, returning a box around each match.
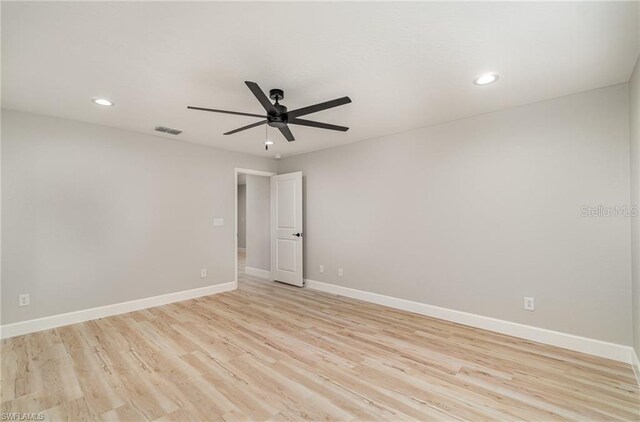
[91,97,114,106]
[474,73,499,85]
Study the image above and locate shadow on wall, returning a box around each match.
[244,174,271,272]
[237,184,246,249]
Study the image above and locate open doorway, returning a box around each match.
[235,168,276,283]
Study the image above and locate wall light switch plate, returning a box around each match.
[201,268,207,278]
[19,294,30,307]
[213,218,224,227]
[319,264,325,273]
[524,297,535,311]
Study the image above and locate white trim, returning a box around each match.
[305,279,635,364]
[236,168,277,178]
[632,349,640,387]
[237,247,246,252]
[0,281,236,339]
[234,168,276,285]
[244,266,272,279]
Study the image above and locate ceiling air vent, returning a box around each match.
[154,126,183,135]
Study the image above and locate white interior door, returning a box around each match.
[271,172,303,286]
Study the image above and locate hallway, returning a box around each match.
[238,249,246,276]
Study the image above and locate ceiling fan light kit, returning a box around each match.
[188,81,351,147]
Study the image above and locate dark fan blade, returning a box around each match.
[278,125,295,142]
[245,81,277,114]
[224,120,267,135]
[287,96,351,118]
[187,106,265,119]
[288,118,349,132]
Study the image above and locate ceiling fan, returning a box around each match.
[188,81,351,142]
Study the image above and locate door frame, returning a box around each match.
[234,168,277,284]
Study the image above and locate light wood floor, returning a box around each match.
[2,268,639,421]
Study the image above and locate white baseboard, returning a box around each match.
[244,266,272,279]
[0,281,237,339]
[305,279,635,365]
[632,349,640,386]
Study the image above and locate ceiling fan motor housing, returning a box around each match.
[268,90,288,128]
[267,114,288,128]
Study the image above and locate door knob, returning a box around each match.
[292,233,302,237]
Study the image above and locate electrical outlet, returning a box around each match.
[201,268,207,278]
[18,294,30,307]
[319,264,325,273]
[524,297,535,311]
[338,268,343,277]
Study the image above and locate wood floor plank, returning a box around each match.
[2,261,639,421]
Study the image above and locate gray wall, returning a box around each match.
[279,84,632,345]
[630,55,640,357]
[246,175,270,271]
[2,83,635,347]
[1,109,277,324]
[237,184,246,249]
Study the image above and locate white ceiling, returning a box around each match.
[2,2,639,158]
